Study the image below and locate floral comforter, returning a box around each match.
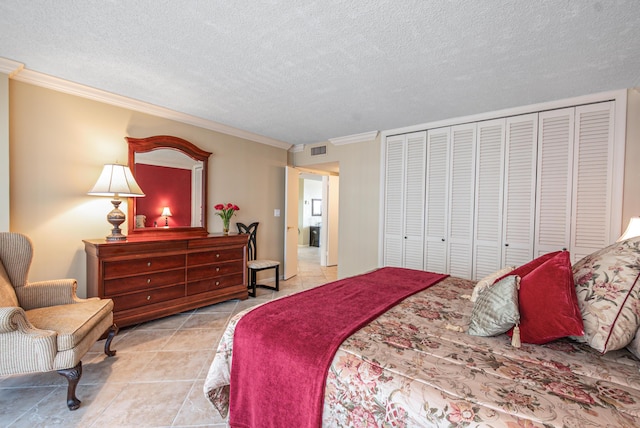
[204,276,640,427]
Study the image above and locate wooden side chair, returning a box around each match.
[0,232,117,410]
[236,222,280,297]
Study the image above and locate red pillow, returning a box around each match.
[497,251,561,283]
[508,251,584,344]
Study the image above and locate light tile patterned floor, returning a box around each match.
[0,246,336,427]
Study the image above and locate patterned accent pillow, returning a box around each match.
[572,237,640,353]
[470,265,516,303]
[468,275,520,337]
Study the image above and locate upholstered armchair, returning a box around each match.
[0,232,117,410]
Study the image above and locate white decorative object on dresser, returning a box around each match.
[380,91,626,280]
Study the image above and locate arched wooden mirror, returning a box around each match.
[127,135,212,238]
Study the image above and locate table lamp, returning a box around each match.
[618,216,640,241]
[161,206,172,227]
[88,163,145,241]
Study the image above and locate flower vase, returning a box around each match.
[222,220,230,235]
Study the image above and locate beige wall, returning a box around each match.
[9,80,287,297]
[292,137,381,279]
[0,73,9,231]
[623,88,640,223]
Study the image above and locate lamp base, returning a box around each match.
[106,232,127,242]
[106,199,127,242]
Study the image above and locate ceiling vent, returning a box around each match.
[310,145,327,156]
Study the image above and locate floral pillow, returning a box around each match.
[627,330,640,360]
[572,237,640,353]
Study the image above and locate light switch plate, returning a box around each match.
[274,209,281,217]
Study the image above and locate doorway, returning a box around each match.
[299,173,322,266]
[295,165,339,272]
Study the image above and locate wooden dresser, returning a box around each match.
[83,233,248,328]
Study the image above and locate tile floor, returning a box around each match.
[0,246,336,427]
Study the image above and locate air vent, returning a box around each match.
[310,145,327,156]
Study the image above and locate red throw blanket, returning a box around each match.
[229,267,448,428]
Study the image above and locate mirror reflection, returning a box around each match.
[126,135,211,238]
[133,149,204,228]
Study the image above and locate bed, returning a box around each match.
[204,239,640,427]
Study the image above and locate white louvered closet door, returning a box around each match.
[502,114,538,268]
[424,128,450,273]
[403,132,427,270]
[473,119,506,280]
[535,108,575,257]
[571,102,616,262]
[448,124,476,279]
[383,135,405,267]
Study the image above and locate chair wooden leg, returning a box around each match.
[57,361,82,410]
[104,323,118,357]
[248,269,257,297]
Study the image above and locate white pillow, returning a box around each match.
[470,266,516,303]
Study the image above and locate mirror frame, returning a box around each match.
[126,135,212,239]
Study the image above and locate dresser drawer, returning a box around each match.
[187,273,244,296]
[187,260,243,282]
[84,234,248,328]
[104,269,185,296]
[188,248,243,266]
[111,284,185,312]
[103,254,185,279]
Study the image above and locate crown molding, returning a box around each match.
[4,60,292,150]
[0,58,24,77]
[329,130,379,146]
[288,144,304,153]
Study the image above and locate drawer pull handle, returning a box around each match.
[216,254,220,258]
[147,279,151,284]
[146,295,151,301]
[216,267,220,272]
[215,281,220,286]
[147,262,152,267]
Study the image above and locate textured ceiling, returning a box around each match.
[1,1,639,146]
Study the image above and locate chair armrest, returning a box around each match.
[0,306,50,335]
[0,306,58,373]
[0,307,25,333]
[16,279,87,310]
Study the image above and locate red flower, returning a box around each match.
[214,203,240,223]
